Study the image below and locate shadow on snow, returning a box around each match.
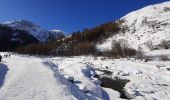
[0,63,9,88]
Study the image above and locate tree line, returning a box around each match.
[15,19,136,58]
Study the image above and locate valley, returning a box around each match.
[0,1,170,100]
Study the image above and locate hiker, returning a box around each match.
[0,55,2,62]
[4,54,7,58]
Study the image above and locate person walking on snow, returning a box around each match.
[0,55,2,62]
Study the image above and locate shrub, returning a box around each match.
[73,42,96,56]
[15,43,53,55]
[110,40,137,58]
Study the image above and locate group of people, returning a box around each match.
[0,54,11,62]
[4,54,10,58]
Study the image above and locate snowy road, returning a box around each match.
[0,55,88,100]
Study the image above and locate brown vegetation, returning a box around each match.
[102,40,137,58]
[15,20,129,57]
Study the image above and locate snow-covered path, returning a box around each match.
[0,55,87,100]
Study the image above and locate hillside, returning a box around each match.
[97,1,170,51]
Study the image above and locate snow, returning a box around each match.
[0,52,170,99]
[49,29,63,33]
[102,88,121,100]
[146,49,170,56]
[97,1,170,51]
[43,58,113,99]
[11,38,21,42]
[0,53,120,100]
[0,54,90,100]
[48,56,170,100]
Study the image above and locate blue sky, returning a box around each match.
[0,0,169,34]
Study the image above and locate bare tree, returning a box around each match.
[111,40,137,58]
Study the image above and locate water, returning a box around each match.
[100,77,130,99]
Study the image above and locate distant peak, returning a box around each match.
[50,29,62,32]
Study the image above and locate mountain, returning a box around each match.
[4,20,65,42]
[0,20,65,51]
[48,29,65,42]
[0,24,39,51]
[97,1,170,51]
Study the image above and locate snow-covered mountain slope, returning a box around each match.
[97,1,170,51]
[3,20,65,42]
[48,29,65,41]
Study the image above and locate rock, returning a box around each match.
[93,74,99,78]
[68,77,74,83]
